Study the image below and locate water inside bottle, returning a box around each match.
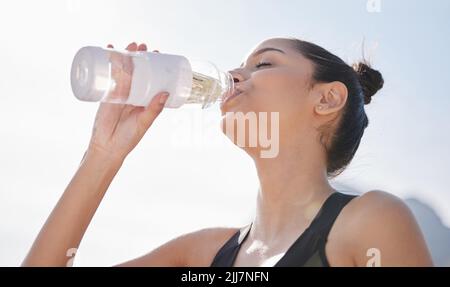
[187,72,225,107]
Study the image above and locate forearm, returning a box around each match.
[22,150,123,266]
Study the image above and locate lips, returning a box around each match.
[222,88,243,105]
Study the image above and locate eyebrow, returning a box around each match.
[239,47,286,68]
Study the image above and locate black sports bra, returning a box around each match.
[210,191,358,267]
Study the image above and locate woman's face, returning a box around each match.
[220,38,317,156]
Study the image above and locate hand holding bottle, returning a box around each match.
[86,42,169,163]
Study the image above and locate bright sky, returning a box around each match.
[1,0,449,266]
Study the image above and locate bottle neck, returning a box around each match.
[187,68,234,109]
[217,70,234,104]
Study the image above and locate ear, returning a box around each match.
[314,81,348,115]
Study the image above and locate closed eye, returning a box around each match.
[255,62,272,69]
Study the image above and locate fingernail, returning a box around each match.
[159,93,169,104]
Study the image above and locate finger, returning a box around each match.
[138,43,147,51]
[126,42,138,51]
[107,44,114,48]
[137,92,170,129]
[152,49,160,53]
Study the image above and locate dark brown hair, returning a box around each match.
[290,38,384,177]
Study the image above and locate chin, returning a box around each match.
[220,91,248,114]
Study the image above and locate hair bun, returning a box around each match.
[352,62,384,105]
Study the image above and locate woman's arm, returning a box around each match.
[22,149,123,266]
[22,42,170,266]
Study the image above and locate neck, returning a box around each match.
[249,141,335,242]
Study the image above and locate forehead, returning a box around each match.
[240,38,309,68]
[253,38,294,53]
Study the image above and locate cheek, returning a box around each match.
[250,69,310,113]
[250,69,313,140]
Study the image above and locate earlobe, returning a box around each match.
[315,104,325,114]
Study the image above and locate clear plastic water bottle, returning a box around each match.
[70,46,234,108]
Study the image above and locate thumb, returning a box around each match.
[137,92,170,128]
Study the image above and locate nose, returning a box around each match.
[229,69,244,83]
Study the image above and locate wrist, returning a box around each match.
[76,149,124,197]
[83,146,125,169]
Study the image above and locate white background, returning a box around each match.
[1,0,449,266]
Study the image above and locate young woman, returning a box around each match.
[22,38,433,267]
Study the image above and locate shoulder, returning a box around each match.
[181,226,240,266]
[347,190,413,222]
[115,226,240,267]
[335,190,433,266]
